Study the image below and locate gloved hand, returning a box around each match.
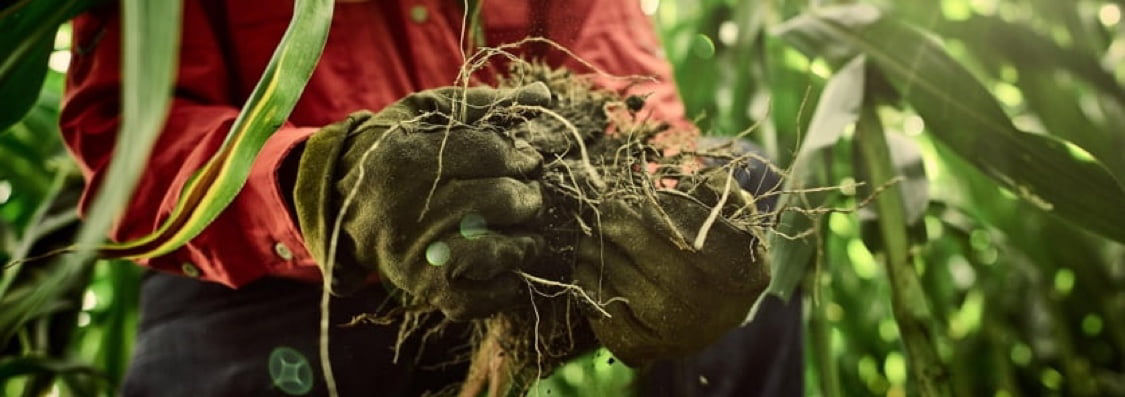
[294,83,552,321]
[573,172,770,365]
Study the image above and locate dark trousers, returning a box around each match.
[122,274,471,396]
[638,295,803,396]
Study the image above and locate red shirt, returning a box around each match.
[60,0,690,288]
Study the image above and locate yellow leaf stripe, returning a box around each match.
[100,0,333,259]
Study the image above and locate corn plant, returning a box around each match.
[3,0,1125,396]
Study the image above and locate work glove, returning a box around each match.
[573,170,770,365]
[294,83,552,320]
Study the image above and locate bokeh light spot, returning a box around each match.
[810,59,832,79]
[902,115,925,136]
[82,290,98,311]
[1010,343,1032,366]
[826,302,844,322]
[878,319,899,342]
[828,212,854,236]
[838,177,857,196]
[993,82,1023,107]
[884,352,907,385]
[48,51,70,73]
[268,347,313,396]
[941,0,972,21]
[948,254,976,289]
[426,241,451,267]
[692,34,715,59]
[1040,367,1063,390]
[1100,4,1121,27]
[924,216,943,239]
[0,180,11,204]
[950,290,983,338]
[1053,268,1075,296]
[459,213,489,239]
[969,229,991,251]
[718,21,739,46]
[847,239,879,279]
[55,23,71,48]
[1082,314,1103,336]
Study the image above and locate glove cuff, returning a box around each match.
[293,111,376,277]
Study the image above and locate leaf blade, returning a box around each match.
[0,0,181,345]
[775,4,1125,243]
[763,56,867,302]
[101,0,334,259]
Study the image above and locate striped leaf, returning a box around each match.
[0,0,181,345]
[102,0,334,258]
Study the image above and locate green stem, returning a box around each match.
[805,272,843,397]
[854,105,950,397]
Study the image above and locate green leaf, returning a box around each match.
[93,261,141,386]
[774,3,1125,244]
[0,34,51,133]
[943,16,1125,107]
[0,167,74,298]
[0,0,182,346]
[855,132,930,252]
[763,56,866,302]
[853,103,949,397]
[102,0,334,259]
[0,355,104,380]
[0,0,95,131]
[943,16,1125,178]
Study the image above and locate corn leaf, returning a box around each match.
[101,0,333,258]
[0,0,96,131]
[774,4,1125,244]
[855,132,930,253]
[943,16,1125,107]
[764,56,866,302]
[0,355,104,380]
[853,103,949,397]
[0,0,181,346]
[943,16,1125,178]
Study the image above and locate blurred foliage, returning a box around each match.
[0,29,141,394]
[636,0,1125,396]
[4,0,1125,396]
[546,0,1125,396]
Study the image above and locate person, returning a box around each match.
[60,0,801,395]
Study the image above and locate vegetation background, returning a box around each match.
[2,0,1124,396]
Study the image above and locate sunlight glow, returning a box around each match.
[884,352,907,385]
[1100,4,1121,27]
[82,290,98,311]
[847,239,879,279]
[718,21,739,46]
[48,50,71,73]
[969,0,997,16]
[902,115,925,136]
[0,180,10,204]
[941,0,972,21]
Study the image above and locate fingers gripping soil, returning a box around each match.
[344,124,544,183]
[424,178,544,227]
[422,233,542,321]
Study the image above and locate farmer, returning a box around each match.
[60,0,800,395]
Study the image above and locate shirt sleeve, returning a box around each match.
[60,2,319,288]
